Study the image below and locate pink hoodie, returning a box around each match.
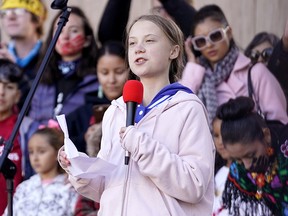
[180,53,288,124]
[65,91,215,215]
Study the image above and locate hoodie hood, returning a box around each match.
[134,82,193,123]
[105,83,206,158]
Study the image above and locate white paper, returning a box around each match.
[56,114,116,178]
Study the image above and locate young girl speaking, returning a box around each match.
[59,14,214,215]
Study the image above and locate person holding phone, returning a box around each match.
[180,4,288,127]
[66,41,129,154]
[0,59,23,215]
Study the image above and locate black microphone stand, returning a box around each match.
[0,1,70,215]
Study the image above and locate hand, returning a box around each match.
[0,43,16,63]
[184,36,197,63]
[282,19,288,52]
[85,123,102,157]
[58,149,71,169]
[119,127,127,141]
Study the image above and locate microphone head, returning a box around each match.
[123,80,143,104]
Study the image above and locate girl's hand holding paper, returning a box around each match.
[56,114,116,178]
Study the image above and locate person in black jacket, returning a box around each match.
[98,0,196,44]
[267,19,288,111]
[97,0,132,44]
[155,0,196,39]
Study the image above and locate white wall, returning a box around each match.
[1,0,287,49]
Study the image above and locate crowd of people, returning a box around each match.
[0,0,287,215]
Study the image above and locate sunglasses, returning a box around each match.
[191,26,230,51]
[249,47,273,64]
[0,8,27,18]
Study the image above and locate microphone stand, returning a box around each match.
[0,1,71,215]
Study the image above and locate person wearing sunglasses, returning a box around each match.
[180,4,288,128]
[245,32,280,65]
[248,47,274,65]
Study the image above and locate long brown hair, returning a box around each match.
[40,6,98,84]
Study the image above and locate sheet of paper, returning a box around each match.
[56,114,116,178]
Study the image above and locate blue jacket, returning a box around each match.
[29,74,98,125]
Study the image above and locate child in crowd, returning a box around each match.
[0,59,23,215]
[59,14,214,215]
[29,6,98,124]
[212,117,231,216]
[151,0,196,39]
[3,123,78,215]
[212,114,269,216]
[180,4,288,126]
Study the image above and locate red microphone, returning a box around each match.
[122,80,144,165]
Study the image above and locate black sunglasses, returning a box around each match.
[249,47,273,64]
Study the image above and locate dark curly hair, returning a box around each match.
[40,6,98,85]
[0,59,23,85]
